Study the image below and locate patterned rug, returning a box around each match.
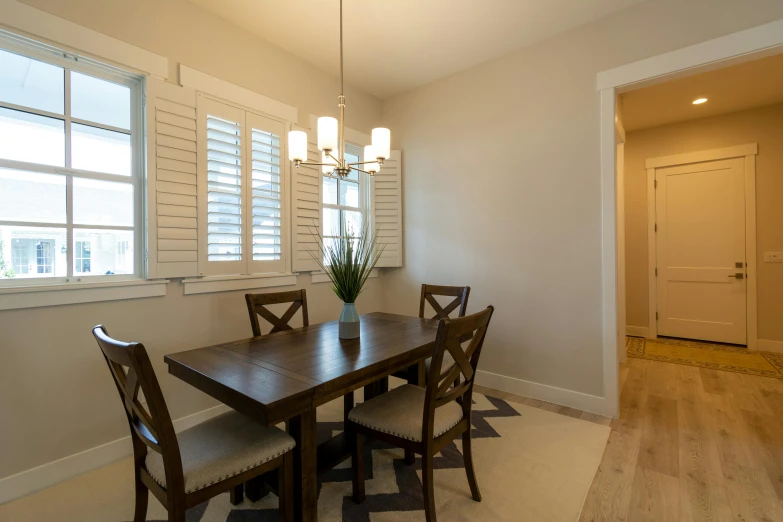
[627,336,783,378]
[0,392,610,522]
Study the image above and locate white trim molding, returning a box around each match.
[645,143,758,169]
[626,326,650,338]
[475,370,609,417]
[0,404,230,504]
[0,0,168,78]
[181,273,297,295]
[180,65,297,123]
[758,339,783,354]
[0,280,168,311]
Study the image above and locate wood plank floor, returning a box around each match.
[479,354,783,522]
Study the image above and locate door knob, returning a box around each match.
[728,273,744,279]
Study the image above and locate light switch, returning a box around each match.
[764,252,783,263]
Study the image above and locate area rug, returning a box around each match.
[627,336,783,378]
[0,392,609,522]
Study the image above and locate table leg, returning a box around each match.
[364,376,389,401]
[289,408,317,522]
[407,361,425,387]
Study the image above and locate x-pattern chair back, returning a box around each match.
[245,290,309,337]
[419,284,471,320]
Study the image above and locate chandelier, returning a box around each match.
[287,0,390,178]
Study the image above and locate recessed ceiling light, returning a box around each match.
[693,98,708,105]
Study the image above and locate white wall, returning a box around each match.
[381,0,783,402]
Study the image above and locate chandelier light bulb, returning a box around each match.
[288,130,307,162]
[371,128,391,160]
[317,117,339,151]
[364,145,380,173]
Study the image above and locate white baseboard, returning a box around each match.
[475,370,610,418]
[757,339,783,353]
[0,404,231,504]
[626,326,650,338]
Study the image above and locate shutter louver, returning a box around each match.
[146,78,199,279]
[206,115,243,262]
[291,125,322,272]
[250,128,282,261]
[374,150,402,268]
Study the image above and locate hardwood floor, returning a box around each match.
[478,354,783,522]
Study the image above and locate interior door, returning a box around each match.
[655,157,746,345]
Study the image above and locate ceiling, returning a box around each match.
[188,0,645,100]
[622,52,783,131]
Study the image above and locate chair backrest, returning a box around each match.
[245,289,309,337]
[92,325,184,492]
[419,284,470,320]
[422,306,494,441]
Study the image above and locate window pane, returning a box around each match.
[71,72,130,130]
[339,180,360,208]
[0,49,64,114]
[323,176,337,205]
[73,178,134,226]
[0,107,64,166]
[344,210,362,237]
[0,226,66,279]
[323,208,340,237]
[0,168,66,223]
[345,151,360,181]
[71,123,131,176]
[73,229,134,275]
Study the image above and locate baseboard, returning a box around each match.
[626,326,649,338]
[0,403,231,504]
[757,339,783,353]
[475,370,610,417]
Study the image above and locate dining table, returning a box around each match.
[164,311,440,522]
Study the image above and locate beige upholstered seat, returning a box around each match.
[425,352,453,375]
[348,384,464,442]
[146,411,295,493]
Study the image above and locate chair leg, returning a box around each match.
[133,469,148,522]
[404,449,415,465]
[422,451,437,522]
[229,483,244,505]
[352,431,366,504]
[279,452,294,522]
[462,429,482,501]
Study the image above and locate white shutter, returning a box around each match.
[146,78,198,279]
[291,125,322,272]
[373,150,402,268]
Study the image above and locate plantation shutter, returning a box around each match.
[145,78,199,279]
[372,150,402,267]
[291,125,322,272]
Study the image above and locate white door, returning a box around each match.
[655,158,746,345]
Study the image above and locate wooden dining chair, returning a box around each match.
[348,306,495,522]
[245,289,309,337]
[92,325,295,522]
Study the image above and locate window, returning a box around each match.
[322,145,367,259]
[0,39,143,284]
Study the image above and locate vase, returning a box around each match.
[339,302,360,339]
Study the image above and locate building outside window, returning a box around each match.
[0,37,143,284]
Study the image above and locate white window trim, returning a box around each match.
[181,273,297,296]
[0,278,168,311]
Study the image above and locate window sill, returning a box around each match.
[0,279,169,311]
[311,268,378,284]
[181,273,298,296]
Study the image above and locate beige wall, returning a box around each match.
[624,103,783,342]
[0,0,384,480]
[381,0,783,397]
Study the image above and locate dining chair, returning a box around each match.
[245,289,309,337]
[92,325,295,522]
[347,306,495,522]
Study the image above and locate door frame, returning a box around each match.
[645,144,758,348]
[596,19,783,417]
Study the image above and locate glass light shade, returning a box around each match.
[371,128,390,160]
[317,117,338,151]
[288,130,307,162]
[364,145,380,173]
[322,151,337,174]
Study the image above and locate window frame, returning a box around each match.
[321,143,369,253]
[0,34,145,287]
[196,94,289,278]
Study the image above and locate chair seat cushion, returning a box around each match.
[348,384,464,442]
[145,411,295,493]
[425,352,454,376]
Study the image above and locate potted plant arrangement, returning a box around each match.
[310,220,385,339]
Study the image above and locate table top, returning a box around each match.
[164,312,440,425]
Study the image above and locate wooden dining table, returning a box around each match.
[164,311,440,522]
